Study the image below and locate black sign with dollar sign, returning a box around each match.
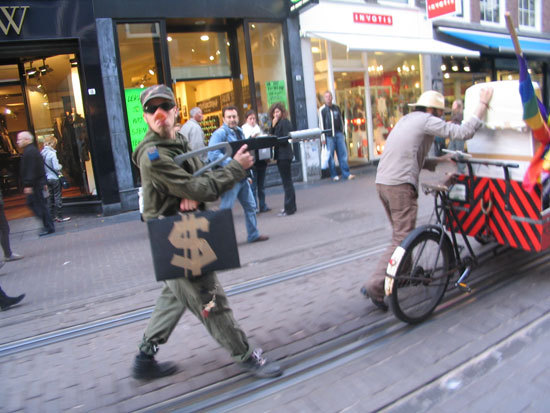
[147,209,240,281]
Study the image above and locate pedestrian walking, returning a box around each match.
[131,85,281,380]
[361,89,493,311]
[318,91,355,181]
[0,189,24,263]
[242,110,271,213]
[41,136,71,223]
[208,106,269,243]
[269,102,296,216]
[178,107,207,162]
[17,131,55,236]
[0,279,25,311]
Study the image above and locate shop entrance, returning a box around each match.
[0,54,94,219]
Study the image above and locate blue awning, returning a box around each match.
[437,27,550,57]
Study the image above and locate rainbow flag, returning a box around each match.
[517,54,550,193]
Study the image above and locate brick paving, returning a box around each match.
[1,165,549,411]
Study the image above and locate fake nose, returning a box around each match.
[154,110,167,122]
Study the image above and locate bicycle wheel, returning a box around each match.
[389,230,452,324]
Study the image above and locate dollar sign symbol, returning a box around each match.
[168,215,217,277]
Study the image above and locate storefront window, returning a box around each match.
[248,22,289,130]
[168,31,231,80]
[368,53,421,157]
[480,0,503,24]
[117,22,161,150]
[519,0,538,29]
[312,38,329,106]
[330,43,364,70]
[25,54,94,196]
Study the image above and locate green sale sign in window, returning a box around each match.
[125,88,149,150]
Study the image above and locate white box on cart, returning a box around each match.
[463,81,540,181]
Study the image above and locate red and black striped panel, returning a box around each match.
[449,176,543,252]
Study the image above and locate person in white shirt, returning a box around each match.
[242,110,271,213]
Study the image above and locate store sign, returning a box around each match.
[289,0,318,14]
[353,12,393,26]
[0,5,29,35]
[124,88,149,151]
[197,96,221,115]
[266,80,288,110]
[426,0,456,19]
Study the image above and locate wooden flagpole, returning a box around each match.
[505,11,523,56]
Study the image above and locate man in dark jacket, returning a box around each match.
[17,131,55,236]
[131,85,281,381]
[318,91,355,181]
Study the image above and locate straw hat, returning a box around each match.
[408,90,446,110]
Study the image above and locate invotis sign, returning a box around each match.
[0,5,29,35]
[426,0,456,19]
[353,12,393,26]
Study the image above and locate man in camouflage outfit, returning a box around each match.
[131,84,282,380]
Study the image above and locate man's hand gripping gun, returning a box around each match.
[174,128,327,175]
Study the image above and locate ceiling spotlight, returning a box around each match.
[311,46,320,53]
[70,58,78,67]
[148,69,155,76]
[463,65,470,72]
[209,55,214,61]
[39,59,53,74]
[26,63,38,78]
[200,35,209,41]
[167,36,173,42]
[444,73,450,79]
[441,64,447,71]
[451,64,459,71]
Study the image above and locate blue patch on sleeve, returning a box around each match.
[147,147,160,162]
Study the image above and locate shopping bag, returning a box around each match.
[147,209,240,281]
[321,144,329,169]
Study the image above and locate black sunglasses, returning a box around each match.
[143,101,176,114]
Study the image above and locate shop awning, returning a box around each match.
[437,27,550,56]
[306,31,480,57]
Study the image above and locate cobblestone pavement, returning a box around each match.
[1,165,549,412]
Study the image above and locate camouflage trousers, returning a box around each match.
[139,272,252,363]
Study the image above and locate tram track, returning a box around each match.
[0,243,388,358]
[137,248,550,413]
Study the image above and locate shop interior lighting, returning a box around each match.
[444,73,450,79]
[25,62,38,78]
[4,108,12,115]
[167,36,173,42]
[200,35,209,41]
[441,64,447,71]
[311,46,320,53]
[38,58,53,74]
[463,65,471,72]
[148,69,155,76]
[70,58,78,67]
[209,55,214,61]
[226,41,230,46]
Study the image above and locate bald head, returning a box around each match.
[17,131,34,149]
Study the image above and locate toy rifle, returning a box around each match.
[174,127,327,176]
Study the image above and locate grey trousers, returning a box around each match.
[139,272,252,363]
[364,183,418,300]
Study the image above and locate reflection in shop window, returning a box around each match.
[117,23,161,150]
[248,22,289,131]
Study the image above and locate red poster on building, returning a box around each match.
[426,0,456,19]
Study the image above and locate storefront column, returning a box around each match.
[422,54,444,93]
[96,18,138,212]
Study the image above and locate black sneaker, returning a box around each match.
[240,348,282,378]
[360,287,388,312]
[0,294,25,311]
[132,353,178,380]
